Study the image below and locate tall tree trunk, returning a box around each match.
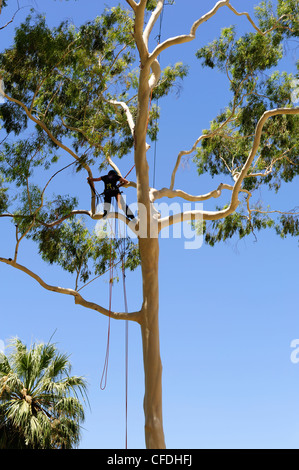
[140,237,165,449]
[135,64,165,449]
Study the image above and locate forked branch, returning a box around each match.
[0,1,25,31]
[149,0,292,64]
[159,107,299,230]
[151,183,250,203]
[149,0,231,63]
[143,0,164,47]
[0,257,142,323]
[125,0,137,13]
[1,91,91,173]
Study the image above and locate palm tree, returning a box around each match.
[0,337,88,449]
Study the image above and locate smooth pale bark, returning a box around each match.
[0,257,142,322]
[140,236,165,449]
[127,1,299,449]
[134,58,166,447]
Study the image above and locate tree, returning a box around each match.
[0,0,298,449]
[0,337,88,449]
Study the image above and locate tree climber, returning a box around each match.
[87,169,135,220]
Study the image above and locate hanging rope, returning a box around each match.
[124,164,135,179]
[100,239,113,391]
[99,191,119,391]
[97,195,130,448]
[121,234,129,449]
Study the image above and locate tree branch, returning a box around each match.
[107,99,135,137]
[170,135,205,190]
[2,91,93,174]
[106,98,153,152]
[134,0,149,64]
[159,107,299,230]
[245,147,297,179]
[0,210,91,226]
[226,5,293,35]
[149,0,230,63]
[13,219,35,262]
[143,0,164,47]
[151,183,252,204]
[151,184,225,202]
[250,208,299,216]
[0,257,142,323]
[149,0,289,64]
[1,90,101,213]
[231,108,299,205]
[0,3,25,31]
[125,0,137,13]
[0,209,139,235]
[148,58,161,91]
[169,73,252,190]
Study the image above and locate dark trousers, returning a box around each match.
[103,190,134,220]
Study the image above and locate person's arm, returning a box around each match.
[118,177,129,187]
[87,176,102,182]
[87,176,101,195]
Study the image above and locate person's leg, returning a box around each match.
[103,193,112,218]
[117,193,135,220]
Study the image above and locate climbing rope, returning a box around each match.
[100,239,113,391]
[124,164,135,179]
[96,194,130,448]
[121,234,129,449]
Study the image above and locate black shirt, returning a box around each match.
[101,173,121,192]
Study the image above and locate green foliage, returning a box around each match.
[275,213,299,240]
[0,338,87,449]
[255,0,299,38]
[0,3,192,287]
[0,181,8,213]
[0,6,136,161]
[1,0,298,272]
[0,136,50,186]
[127,61,188,141]
[193,0,299,244]
[122,238,141,272]
[146,0,159,11]
[29,217,140,286]
[152,63,189,100]
[145,1,176,12]
[32,219,111,282]
[197,201,275,247]
[0,4,186,162]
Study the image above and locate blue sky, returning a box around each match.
[1,0,299,449]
